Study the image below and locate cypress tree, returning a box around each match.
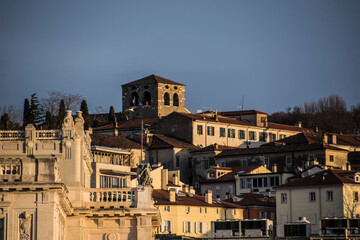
[57,99,66,127]
[108,106,117,124]
[23,98,33,126]
[0,113,11,130]
[80,100,91,130]
[30,93,43,126]
[44,111,53,129]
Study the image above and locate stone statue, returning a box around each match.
[137,163,152,186]
[19,212,32,240]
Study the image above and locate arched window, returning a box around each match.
[143,92,151,106]
[164,93,170,106]
[173,93,179,106]
[130,92,139,106]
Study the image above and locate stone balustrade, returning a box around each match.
[86,188,136,208]
[0,129,62,141]
[0,130,25,140]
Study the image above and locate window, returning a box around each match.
[241,179,246,188]
[238,130,245,139]
[286,155,292,165]
[260,211,267,219]
[164,92,170,106]
[185,206,190,213]
[142,91,151,105]
[354,192,359,202]
[259,132,267,142]
[100,176,126,188]
[329,155,334,162]
[204,159,209,170]
[176,156,180,168]
[249,131,256,140]
[130,92,139,106]
[215,208,219,214]
[228,129,235,138]
[327,191,333,201]
[220,127,225,137]
[164,206,170,212]
[279,134,286,139]
[281,193,287,204]
[173,93,179,106]
[269,133,276,142]
[207,126,214,136]
[197,125,203,135]
[184,221,191,233]
[163,220,172,232]
[309,192,316,202]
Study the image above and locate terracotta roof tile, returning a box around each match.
[90,134,144,149]
[150,134,199,150]
[224,193,276,207]
[152,189,243,208]
[122,74,185,86]
[218,110,268,116]
[275,169,360,189]
[191,144,243,154]
[201,166,262,183]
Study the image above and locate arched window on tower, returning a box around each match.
[173,93,179,106]
[164,93,170,106]
[143,92,151,106]
[130,92,139,106]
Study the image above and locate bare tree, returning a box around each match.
[41,91,84,115]
[0,105,22,124]
[343,185,360,218]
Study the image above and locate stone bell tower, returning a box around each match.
[121,74,188,118]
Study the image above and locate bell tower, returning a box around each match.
[122,74,188,118]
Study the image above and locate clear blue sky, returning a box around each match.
[0,0,359,114]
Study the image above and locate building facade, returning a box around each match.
[0,111,159,240]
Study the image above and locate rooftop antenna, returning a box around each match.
[236,93,245,111]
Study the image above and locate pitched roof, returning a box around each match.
[267,122,312,132]
[335,134,360,146]
[216,143,346,158]
[93,118,160,131]
[170,112,254,126]
[275,169,360,189]
[201,166,262,183]
[152,189,243,208]
[218,110,268,116]
[122,74,185,87]
[191,144,242,154]
[149,134,199,150]
[90,133,144,149]
[224,193,276,207]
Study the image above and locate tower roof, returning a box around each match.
[122,74,185,87]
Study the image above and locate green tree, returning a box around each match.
[80,100,91,130]
[30,93,44,126]
[23,98,33,126]
[0,113,11,130]
[108,106,117,124]
[57,99,66,128]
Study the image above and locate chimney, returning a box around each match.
[161,169,168,190]
[332,135,337,144]
[189,186,195,195]
[169,188,176,202]
[182,185,187,193]
[323,134,328,144]
[272,164,277,173]
[295,121,302,128]
[205,190,212,204]
[215,110,219,121]
[173,175,179,186]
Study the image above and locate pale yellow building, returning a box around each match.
[275,169,360,237]
[0,111,159,240]
[153,189,244,238]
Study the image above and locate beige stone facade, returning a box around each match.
[122,74,189,118]
[0,111,159,240]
